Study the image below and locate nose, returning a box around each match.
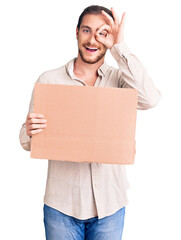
[88,32,97,45]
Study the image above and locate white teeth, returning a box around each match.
[86,46,98,50]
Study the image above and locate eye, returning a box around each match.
[83,29,90,33]
[99,30,107,37]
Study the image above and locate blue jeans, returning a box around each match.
[43,204,125,240]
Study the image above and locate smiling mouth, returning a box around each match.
[85,46,99,52]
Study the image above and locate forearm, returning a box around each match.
[110,42,162,110]
[19,122,31,151]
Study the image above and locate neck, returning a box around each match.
[74,54,104,77]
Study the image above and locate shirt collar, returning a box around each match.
[98,61,110,77]
[65,58,110,79]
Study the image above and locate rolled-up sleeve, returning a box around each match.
[19,86,34,151]
[110,42,162,110]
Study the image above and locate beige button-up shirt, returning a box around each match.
[19,42,161,220]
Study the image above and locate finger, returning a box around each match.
[97,24,111,35]
[28,118,47,124]
[111,7,119,25]
[118,12,126,42]
[29,123,47,130]
[120,12,126,28]
[101,10,114,27]
[27,113,44,120]
[29,128,43,135]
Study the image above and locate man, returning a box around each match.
[19,5,161,240]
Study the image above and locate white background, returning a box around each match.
[0,0,181,239]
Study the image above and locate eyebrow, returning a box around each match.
[81,25,91,30]
[80,25,107,32]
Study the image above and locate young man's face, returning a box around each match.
[76,14,109,64]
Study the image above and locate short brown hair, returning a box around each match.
[77,5,114,30]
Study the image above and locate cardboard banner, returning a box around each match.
[31,83,138,164]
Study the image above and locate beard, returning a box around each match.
[79,46,107,64]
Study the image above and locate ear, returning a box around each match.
[76,27,78,39]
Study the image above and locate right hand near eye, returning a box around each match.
[26,113,47,138]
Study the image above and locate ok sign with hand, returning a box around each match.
[96,7,126,49]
